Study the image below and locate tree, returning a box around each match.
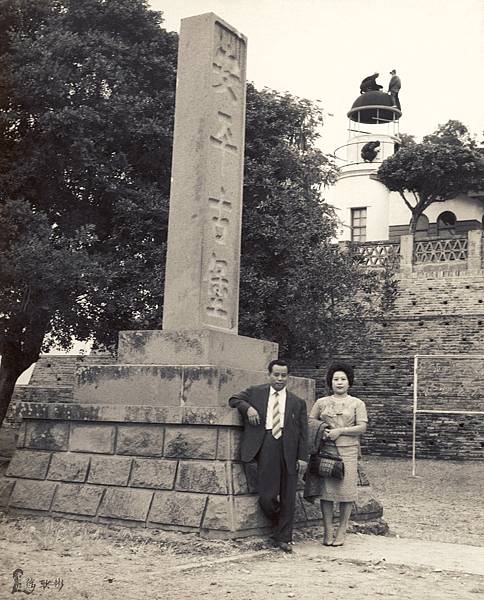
[377,137,484,234]
[0,1,389,425]
[422,119,478,149]
[0,0,178,423]
[240,85,387,360]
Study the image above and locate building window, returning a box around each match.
[415,214,430,239]
[351,208,367,242]
[437,211,456,237]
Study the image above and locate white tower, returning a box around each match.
[330,90,401,242]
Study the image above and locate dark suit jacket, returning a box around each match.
[229,384,308,475]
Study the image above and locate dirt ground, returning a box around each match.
[1,456,483,600]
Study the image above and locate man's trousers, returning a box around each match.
[255,431,297,543]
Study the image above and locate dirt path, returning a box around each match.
[2,532,484,600]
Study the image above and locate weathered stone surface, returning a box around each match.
[69,423,115,454]
[0,478,15,507]
[118,329,277,371]
[217,428,242,460]
[352,486,384,521]
[116,425,164,457]
[231,495,271,530]
[16,422,26,448]
[17,402,184,424]
[75,365,183,406]
[129,459,177,490]
[24,421,69,451]
[51,483,104,516]
[230,463,249,495]
[301,496,323,521]
[183,407,240,426]
[6,450,51,480]
[9,479,57,511]
[201,495,233,531]
[162,13,247,334]
[98,488,153,521]
[148,491,207,527]
[87,456,132,486]
[47,452,90,482]
[164,427,217,459]
[175,461,228,494]
[294,493,309,523]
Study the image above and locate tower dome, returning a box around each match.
[348,90,402,124]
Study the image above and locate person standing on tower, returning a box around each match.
[388,69,401,110]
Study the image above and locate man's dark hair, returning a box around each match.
[326,362,355,388]
[268,359,290,374]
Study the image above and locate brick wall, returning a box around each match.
[294,271,484,460]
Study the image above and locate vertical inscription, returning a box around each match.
[203,22,246,327]
[162,14,246,333]
[208,187,232,245]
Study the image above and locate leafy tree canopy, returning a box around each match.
[0,0,178,421]
[241,85,388,360]
[378,121,484,233]
[0,0,389,424]
[422,119,479,149]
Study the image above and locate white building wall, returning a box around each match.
[388,192,484,227]
[329,171,390,241]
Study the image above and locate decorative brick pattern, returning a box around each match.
[52,483,104,516]
[164,426,217,459]
[9,480,57,511]
[87,456,132,486]
[47,453,90,482]
[69,423,115,454]
[116,425,164,457]
[129,458,177,490]
[6,450,51,480]
[98,488,153,522]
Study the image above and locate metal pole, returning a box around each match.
[412,354,418,476]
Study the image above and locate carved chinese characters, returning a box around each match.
[162,14,247,334]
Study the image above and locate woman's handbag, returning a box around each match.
[308,443,345,480]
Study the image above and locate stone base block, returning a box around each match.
[74,365,314,409]
[118,328,278,371]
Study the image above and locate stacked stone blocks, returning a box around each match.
[2,404,334,536]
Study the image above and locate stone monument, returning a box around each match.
[0,13,323,537]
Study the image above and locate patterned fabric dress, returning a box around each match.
[309,395,368,502]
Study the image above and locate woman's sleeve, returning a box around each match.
[355,399,368,424]
[309,398,322,420]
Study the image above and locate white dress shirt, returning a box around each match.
[265,386,287,430]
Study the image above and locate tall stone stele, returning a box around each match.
[0,13,325,537]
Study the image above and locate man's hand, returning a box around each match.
[297,460,308,474]
[247,406,260,426]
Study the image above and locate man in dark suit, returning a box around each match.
[229,359,308,552]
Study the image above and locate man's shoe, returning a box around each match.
[277,541,293,553]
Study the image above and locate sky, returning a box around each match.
[149,0,484,153]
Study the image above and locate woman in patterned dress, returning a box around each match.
[309,362,368,546]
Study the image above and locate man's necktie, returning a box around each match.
[272,391,282,439]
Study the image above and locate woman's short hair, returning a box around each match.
[326,362,355,388]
